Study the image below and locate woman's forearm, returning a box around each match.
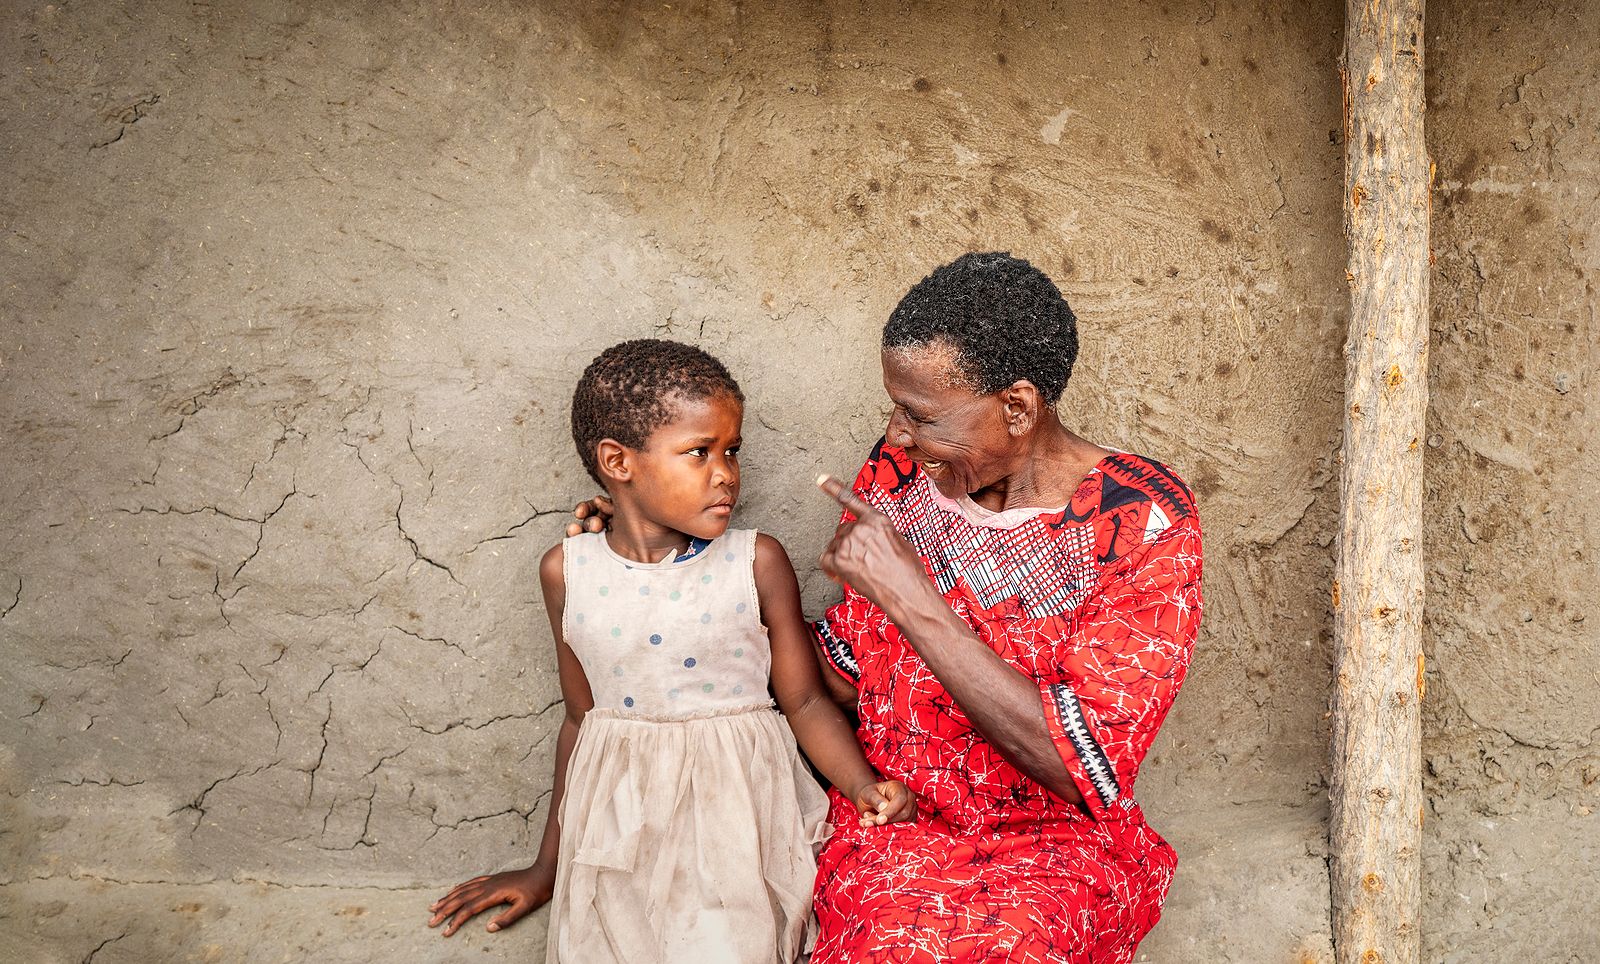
[883,582,1083,807]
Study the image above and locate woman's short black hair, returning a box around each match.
[882,251,1079,405]
[570,339,744,487]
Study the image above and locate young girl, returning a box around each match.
[428,339,915,962]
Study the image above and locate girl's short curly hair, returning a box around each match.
[570,339,744,487]
[882,252,1079,405]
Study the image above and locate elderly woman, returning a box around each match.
[805,252,1202,962]
[575,252,1201,962]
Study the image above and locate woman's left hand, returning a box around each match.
[815,475,932,615]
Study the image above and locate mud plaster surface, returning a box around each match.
[1419,2,1599,960]
[0,1,1591,961]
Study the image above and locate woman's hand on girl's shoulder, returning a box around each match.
[850,779,918,828]
[564,495,613,536]
[427,863,555,937]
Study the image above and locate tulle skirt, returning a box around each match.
[547,702,832,963]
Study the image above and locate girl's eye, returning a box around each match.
[687,447,707,457]
[727,447,741,457]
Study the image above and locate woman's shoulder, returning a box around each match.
[1092,452,1198,522]
[1079,452,1201,567]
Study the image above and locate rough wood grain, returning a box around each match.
[1332,1,1430,962]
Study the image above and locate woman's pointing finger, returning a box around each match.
[816,474,874,519]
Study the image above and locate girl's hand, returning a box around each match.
[850,779,918,827]
[564,495,613,536]
[427,863,555,937]
[815,475,930,614]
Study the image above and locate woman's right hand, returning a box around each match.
[564,495,614,536]
[427,863,555,936]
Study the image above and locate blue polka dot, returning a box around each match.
[638,585,650,596]
[650,634,663,646]
[599,586,609,596]
[613,666,624,676]
[670,590,682,601]
[734,647,743,658]
[668,688,680,700]
[700,613,712,624]
[724,552,736,562]
[575,613,585,624]
[733,684,744,695]
[735,602,747,614]
[701,574,713,584]
[683,657,696,668]
[611,627,622,637]
[623,696,634,708]
[702,683,715,693]
[576,555,587,565]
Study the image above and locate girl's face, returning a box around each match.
[628,392,744,540]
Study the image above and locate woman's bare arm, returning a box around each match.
[814,477,1083,809]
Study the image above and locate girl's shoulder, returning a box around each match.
[721,528,782,576]
[748,529,787,563]
[540,541,567,594]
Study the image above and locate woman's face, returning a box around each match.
[880,345,1016,499]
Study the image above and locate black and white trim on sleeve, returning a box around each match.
[815,618,861,682]
[1048,682,1120,808]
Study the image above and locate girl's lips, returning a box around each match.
[706,503,734,515]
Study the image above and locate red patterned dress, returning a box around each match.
[811,441,1203,963]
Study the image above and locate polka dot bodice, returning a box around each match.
[561,528,770,717]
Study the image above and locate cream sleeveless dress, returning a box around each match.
[547,528,831,964]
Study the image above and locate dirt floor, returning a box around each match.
[0,1,1593,961]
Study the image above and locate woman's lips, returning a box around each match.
[906,449,944,473]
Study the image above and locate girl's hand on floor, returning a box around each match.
[428,863,555,937]
[564,495,614,536]
[851,779,918,827]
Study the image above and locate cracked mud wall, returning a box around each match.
[1421,2,1599,960]
[0,1,1590,961]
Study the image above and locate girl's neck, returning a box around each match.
[603,506,694,564]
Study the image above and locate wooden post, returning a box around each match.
[1332,1,1429,962]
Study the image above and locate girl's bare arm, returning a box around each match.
[428,543,596,936]
[756,533,914,826]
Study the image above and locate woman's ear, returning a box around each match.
[596,439,632,485]
[1000,381,1042,437]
